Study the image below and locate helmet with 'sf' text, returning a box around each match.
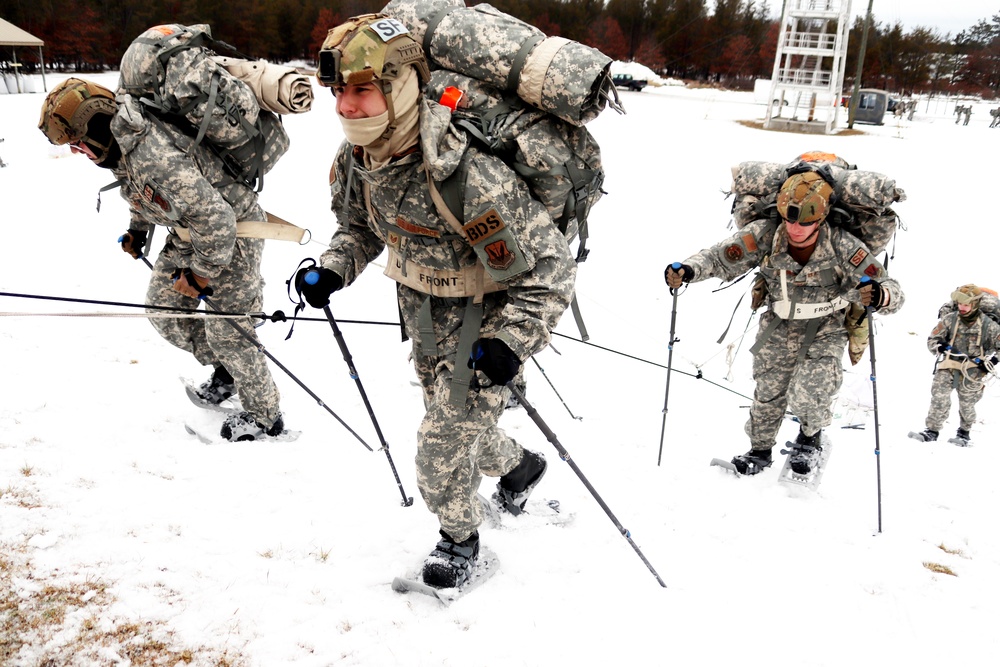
[317,14,430,92]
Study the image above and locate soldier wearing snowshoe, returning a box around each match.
[910,285,1000,446]
[39,76,286,442]
[666,170,904,476]
[297,15,575,589]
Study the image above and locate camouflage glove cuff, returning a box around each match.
[468,338,521,386]
[119,229,148,259]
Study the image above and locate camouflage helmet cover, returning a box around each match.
[38,77,116,146]
[952,284,983,306]
[317,14,429,89]
[776,171,834,224]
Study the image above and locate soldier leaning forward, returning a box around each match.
[295,15,576,589]
[666,170,904,476]
[910,285,1000,446]
[38,75,287,442]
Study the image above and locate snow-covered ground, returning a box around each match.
[2,71,999,666]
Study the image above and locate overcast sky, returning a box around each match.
[811,0,997,37]
[849,0,996,36]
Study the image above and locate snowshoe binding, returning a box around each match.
[948,428,971,447]
[220,411,285,442]
[729,448,773,476]
[186,366,239,412]
[421,530,480,589]
[492,449,547,516]
[789,430,823,475]
[908,428,939,442]
[778,430,832,490]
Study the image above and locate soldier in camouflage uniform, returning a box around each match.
[296,15,576,588]
[910,285,1000,446]
[38,77,286,442]
[667,170,904,476]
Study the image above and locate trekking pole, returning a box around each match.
[507,382,667,588]
[530,356,582,420]
[140,259,375,452]
[861,277,883,533]
[657,264,682,466]
[319,298,413,506]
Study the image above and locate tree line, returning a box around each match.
[2,0,999,97]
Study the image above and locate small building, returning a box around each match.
[850,89,889,125]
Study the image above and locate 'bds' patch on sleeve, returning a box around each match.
[464,207,531,280]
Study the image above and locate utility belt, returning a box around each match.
[770,270,850,320]
[171,212,308,243]
[384,247,505,300]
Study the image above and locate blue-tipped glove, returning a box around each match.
[664,262,693,289]
[119,229,147,259]
[295,267,344,308]
[469,338,521,386]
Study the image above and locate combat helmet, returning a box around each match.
[951,284,983,307]
[776,171,835,224]
[38,78,118,163]
[317,14,430,92]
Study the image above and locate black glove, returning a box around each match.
[937,343,951,354]
[976,355,998,372]
[468,338,521,386]
[119,229,148,259]
[295,267,344,308]
[664,263,693,289]
[858,278,884,310]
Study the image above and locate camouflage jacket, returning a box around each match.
[109,94,264,278]
[319,97,576,361]
[684,218,904,353]
[928,311,1000,360]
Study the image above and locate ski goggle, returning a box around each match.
[951,289,982,305]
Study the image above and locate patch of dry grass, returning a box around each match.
[922,562,957,576]
[1,539,249,665]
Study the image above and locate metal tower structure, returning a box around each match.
[764,0,852,134]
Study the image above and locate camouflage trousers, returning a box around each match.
[925,369,984,432]
[404,289,525,542]
[746,324,845,449]
[145,235,281,428]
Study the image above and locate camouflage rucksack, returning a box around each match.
[379,0,620,338]
[118,24,290,192]
[730,152,906,257]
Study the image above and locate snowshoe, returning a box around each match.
[492,449,547,516]
[778,433,833,490]
[219,411,285,442]
[907,428,939,442]
[789,430,822,475]
[421,530,480,589]
[729,449,773,476]
[185,367,239,412]
[948,428,971,447]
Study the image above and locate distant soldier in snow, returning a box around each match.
[38,78,288,442]
[909,285,1000,446]
[666,170,904,476]
[295,16,575,589]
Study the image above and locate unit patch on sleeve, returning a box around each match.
[484,239,516,271]
[741,233,758,254]
[724,244,744,263]
[462,208,506,245]
[141,182,177,219]
[849,247,868,267]
[864,263,880,278]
